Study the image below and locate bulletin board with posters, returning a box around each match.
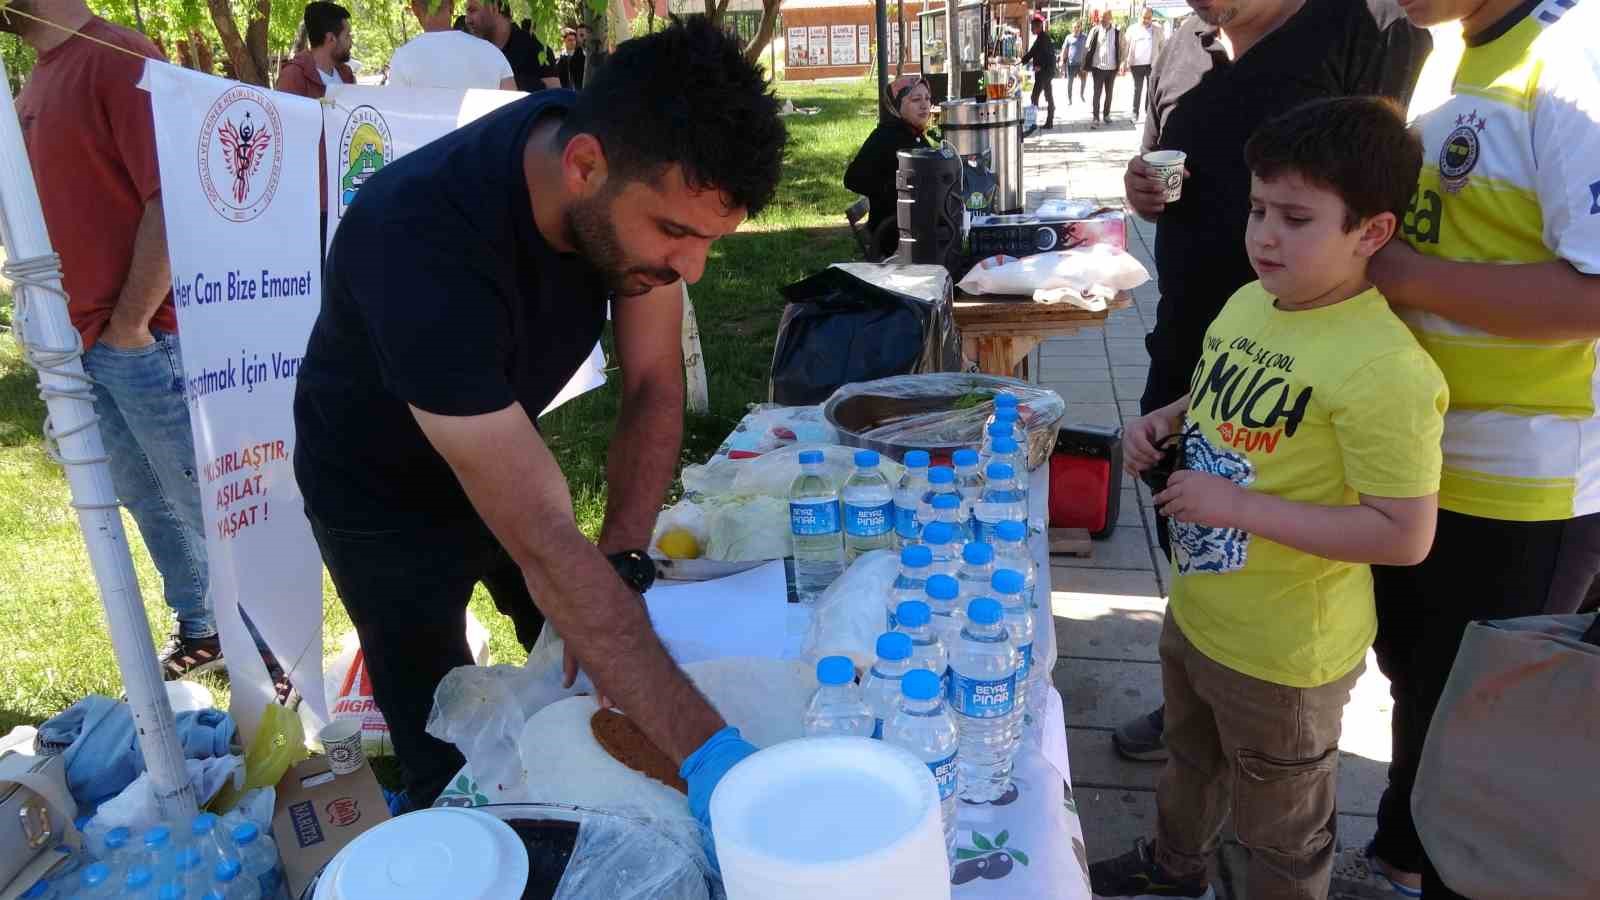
[787,26,807,66]
[830,24,857,65]
[807,25,829,65]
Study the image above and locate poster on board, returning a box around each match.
[808,26,829,65]
[787,26,807,66]
[911,22,922,61]
[858,24,871,65]
[830,24,857,66]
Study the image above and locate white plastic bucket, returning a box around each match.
[710,737,952,900]
[311,807,528,900]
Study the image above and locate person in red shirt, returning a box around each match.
[275,1,355,99]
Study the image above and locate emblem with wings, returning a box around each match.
[217,111,273,205]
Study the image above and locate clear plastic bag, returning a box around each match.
[552,806,717,900]
[651,495,792,563]
[821,374,1066,470]
[716,404,837,457]
[800,549,901,671]
[957,243,1150,301]
[681,443,904,500]
[426,662,575,803]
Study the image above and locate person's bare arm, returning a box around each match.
[1156,472,1437,566]
[100,195,171,349]
[597,283,686,554]
[499,75,519,91]
[412,403,723,761]
[1371,242,1600,341]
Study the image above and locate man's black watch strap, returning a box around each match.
[606,549,656,594]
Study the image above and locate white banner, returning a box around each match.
[145,62,328,738]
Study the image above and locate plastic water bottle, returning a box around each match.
[893,450,931,549]
[790,449,844,603]
[122,865,156,897]
[802,655,874,738]
[948,598,1020,802]
[955,542,995,611]
[190,814,240,875]
[882,668,960,864]
[920,466,958,529]
[987,436,1029,511]
[985,391,1019,436]
[919,521,960,576]
[928,492,970,544]
[991,519,1037,599]
[171,846,209,898]
[230,823,282,900]
[894,600,948,687]
[974,462,1027,543]
[78,863,116,899]
[841,450,894,561]
[99,826,133,876]
[207,859,261,900]
[141,827,174,886]
[861,632,915,739]
[952,449,986,533]
[992,568,1037,742]
[924,573,963,650]
[888,544,933,630]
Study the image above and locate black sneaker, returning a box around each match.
[160,633,224,679]
[1113,705,1169,762]
[1090,839,1214,899]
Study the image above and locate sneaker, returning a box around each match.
[1113,705,1169,762]
[1330,843,1423,898]
[160,633,224,679]
[1089,839,1214,899]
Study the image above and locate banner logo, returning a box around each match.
[197,86,283,222]
[338,105,392,218]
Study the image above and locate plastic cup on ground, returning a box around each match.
[318,718,366,776]
[1142,149,1187,202]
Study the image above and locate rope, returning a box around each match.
[0,6,162,63]
[3,253,119,509]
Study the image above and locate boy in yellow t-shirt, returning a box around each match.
[1089,96,1448,900]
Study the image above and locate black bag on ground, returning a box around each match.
[768,263,961,406]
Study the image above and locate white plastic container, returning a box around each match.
[710,737,952,900]
[311,808,528,900]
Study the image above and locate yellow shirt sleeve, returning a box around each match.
[1329,347,1448,499]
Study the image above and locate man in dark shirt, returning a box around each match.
[293,18,786,819]
[467,0,559,91]
[1101,0,1431,812]
[1019,14,1056,129]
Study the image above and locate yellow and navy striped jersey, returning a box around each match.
[1399,0,1600,522]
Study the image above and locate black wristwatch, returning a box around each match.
[607,549,656,594]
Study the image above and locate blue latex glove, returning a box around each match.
[680,726,758,832]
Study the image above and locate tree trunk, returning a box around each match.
[741,0,781,65]
[205,0,268,85]
[897,0,907,73]
[245,0,272,82]
[194,31,216,73]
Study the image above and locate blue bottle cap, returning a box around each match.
[968,597,1002,624]
[125,865,154,891]
[926,574,960,601]
[921,521,955,545]
[105,825,131,849]
[992,569,1026,595]
[797,449,824,465]
[896,600,931,627]
[854,449,879,468]
[190,812,217,835]
[995,407,1019,422]
[900,544,933,568]
[231,822,259,845]
[987,421,1012,437]
[143,825,170,848]
[876,632,913,661]
[992,437,1019,454]
[176,846,203,871]
[73,815,92,831]
[214,858,242,882]
[931,493,960,511]
[952,448,979,467]
[994,392,1018,407]
[962,542,993,565]
[986,462,1015,481]
[903,449,930,468]
[817,655,855,685]
[901,668,941,701]
[19,880,51,899]
[995,520,1026,542]
[159,885,185,900]
[927,466,955,484]
[81,863,110,888]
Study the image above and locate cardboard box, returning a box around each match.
[272,756,390,899]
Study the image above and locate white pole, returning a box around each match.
[0,57,197,820]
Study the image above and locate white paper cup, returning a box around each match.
[1143,149,1187,203]
[319,718,367,776]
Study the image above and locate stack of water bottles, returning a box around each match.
[31,812,287,900]
[790,449,896,603]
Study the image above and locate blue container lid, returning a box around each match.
[926,574,960,600]
[962,542,993,565]
[901,668,941,700]
[995,520,1026,542]
[992,569,1026,595]
[903,449,930,468]
[987,421,1012,437]
[994,392,1018,407]
[231,822,259,845]
[995,407,1020,421]
[190,812,217,835]
[931,493,960,511]
[986,462,1015,481]
[19,880,52,899]
[952,448,979,467]
[124,865,154,891]
[968,598,1002,624]
[900,544,933,568]
[876,632,913,661]
[214,859,242,882]
[921,521,955,545]
[817,655,855,685]
[160,884,185,900]
[854,449,880,468]
[797,449,824,465]
[81,863,111,889]
[105,825,131,849]
[176,846,203,871]
[992,437,1019,454]
[143,825,171,849]
[896,600,931,627]
[927,466,955,484]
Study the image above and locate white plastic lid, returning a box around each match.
[313,807,529,900]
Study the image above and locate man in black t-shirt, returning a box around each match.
[293,18,785,821]
[467,0,558,90]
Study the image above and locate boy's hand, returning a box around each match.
[1154,470,1249,529]
[1124,411,1176,475]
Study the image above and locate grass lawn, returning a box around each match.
[0,77,878,735]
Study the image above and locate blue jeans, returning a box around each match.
[82,329,213,639]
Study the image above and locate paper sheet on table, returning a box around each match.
[643,560,789,664]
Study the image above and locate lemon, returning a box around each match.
[657,529,701,560]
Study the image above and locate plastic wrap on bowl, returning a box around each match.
[822,374,1065,469]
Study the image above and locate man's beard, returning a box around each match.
[1193,1,1242,26]
[335,46,352,64]
[566,193,680,297]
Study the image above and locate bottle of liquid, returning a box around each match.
[790,449,844,604]
[920,466,958,528]
[122,865,156,897]
[841,450,894,561]
[141,826,174,887]
[918,521,960,576]
[974,462,1026,543]
[230,823,282,900]
[894,600,948,690]
[948,598,1020,802]
[984,391,1019,439]
[951,448,986,534]
[189,813,240,875]
[928,493,970,545]
[861,632,915,739]
[955,541,995,611]
[992,568,1037,742]
[888,544,933,630]
[206,859,261,900]
[893,450,931,549]
[802,655,874,738]
[99,826,133,878]
[986,436,1029,511]
[171,846,208,898]
[882,668,960,864]
[991,519,1037,598]
[77,862,116,900]
[924,572,963,649]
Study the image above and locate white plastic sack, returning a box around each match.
[957,244,1151,307]
[681,442,904,500]
[650,495,792,563]
[801,549,901,671]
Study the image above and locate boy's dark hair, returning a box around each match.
[1244,96,1422,232]
[558,15,787,216]
[304,2,351,48]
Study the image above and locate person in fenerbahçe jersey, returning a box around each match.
[1336,0,1600,897]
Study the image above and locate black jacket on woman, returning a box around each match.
[844,121,933,259]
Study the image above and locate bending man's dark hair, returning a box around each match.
[304,1,351,49]
[558,15,787,216]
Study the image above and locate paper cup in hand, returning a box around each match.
[320,718,367,775]
[1143,150,1187,203]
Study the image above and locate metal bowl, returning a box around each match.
[821,374,1065,470]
